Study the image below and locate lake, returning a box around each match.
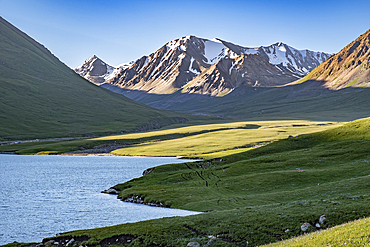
[0,154,199,245]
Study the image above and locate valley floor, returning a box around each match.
[2,118,370,246]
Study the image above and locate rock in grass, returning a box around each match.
[187,242,200,247]
[44,240,54,246]
[204,236,217,246]
[319,214,326,224]
[301,222,311,231]
[66,238,75,246]
[101,187,120,194]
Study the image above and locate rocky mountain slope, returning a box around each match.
[0,16,190,140]
[298,28,370,89]
[77,36,330,96]
[74,55,114,85]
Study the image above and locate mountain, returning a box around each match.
[0,17,191,141]
[297,28,370,89]
[74,56,136,85]
[74,55,114,85]
[85,36,330,96]
[76,34,370,123]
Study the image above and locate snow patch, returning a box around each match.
[116,61,135,69]
[278,45,287,52]
[267,45,289,66]
[105,67,121,81]
[210,38,223,43]
[229,61,236,75]
[203,40,227,64]
[166,36,191,51]
[189,57,200,75]
[243,48,259,55]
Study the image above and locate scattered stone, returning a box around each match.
[284,229,289,233]
[187,242,200,247]
[66,238,75,246]
[124,195,145,204]
[143,168,154,176]
[315,223,321,228]
[44,240,54,246]
[319,214,326,224]
[301,222,311,231]
[204,236,217,247]
[123,195,167,207]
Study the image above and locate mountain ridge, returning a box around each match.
[76,36,330,96]
[78,31,370,122]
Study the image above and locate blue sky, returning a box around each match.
[1,0,370,68]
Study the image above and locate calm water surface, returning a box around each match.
[0,154,199,245]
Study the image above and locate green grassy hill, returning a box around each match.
[23,117,369,246]
[0,17,197,141]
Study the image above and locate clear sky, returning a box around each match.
[1,0,370,68]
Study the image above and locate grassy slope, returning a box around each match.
[263,217,370,246]
[0,17,200,141]
[0,120,341,155]
[33,117,370,247]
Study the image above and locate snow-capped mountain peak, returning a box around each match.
[76,36,331,96]
[74,55,114,85]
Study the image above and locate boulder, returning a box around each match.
[319,214,326,224]
[301,222,311,231]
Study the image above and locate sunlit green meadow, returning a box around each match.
[0,120,342,156]
[110,120,341,158]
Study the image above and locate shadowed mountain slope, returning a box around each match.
[0,17,190,141]
[101,80,370,122]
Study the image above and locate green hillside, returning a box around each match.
[23,117,369,246]
[0,17,196,141]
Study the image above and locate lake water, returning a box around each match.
[0,154,199,245]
